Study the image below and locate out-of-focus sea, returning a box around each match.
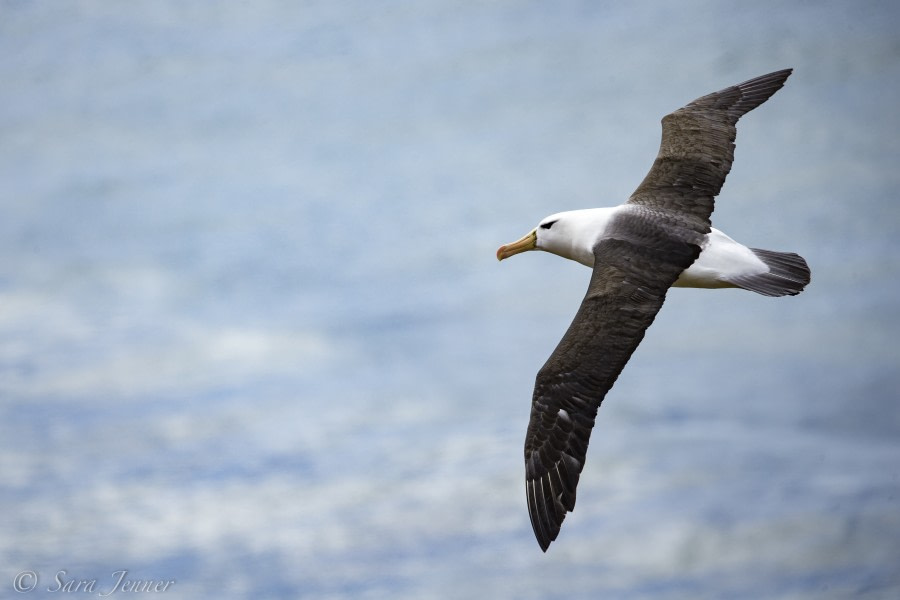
[2,1,899,598]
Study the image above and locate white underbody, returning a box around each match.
[672,227,766,288]
[535,207,768,289]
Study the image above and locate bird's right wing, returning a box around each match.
[628,68,792,231]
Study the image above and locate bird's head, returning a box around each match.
[496,211,596,266]
[496,215,560,260]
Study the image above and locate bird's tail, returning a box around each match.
[729,248,811,297]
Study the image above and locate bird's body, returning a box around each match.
[531,206,774,290]
[496,69,811,552]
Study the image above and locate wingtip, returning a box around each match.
[771,67,793,84]
[527,478,558,552]
[717,67,794,119]
[739,67,793,89]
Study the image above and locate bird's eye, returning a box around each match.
[540,220,557,230]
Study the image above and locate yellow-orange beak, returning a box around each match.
[496,228,537,261]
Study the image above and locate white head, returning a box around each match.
[496,209,607,267]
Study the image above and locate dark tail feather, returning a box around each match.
[730,249,811,297]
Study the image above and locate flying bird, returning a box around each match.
[496,69,810,552]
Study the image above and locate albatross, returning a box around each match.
[496,68,810,552]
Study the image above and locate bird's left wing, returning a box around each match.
[523,208,701,551]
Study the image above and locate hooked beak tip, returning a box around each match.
[496,229,537,262]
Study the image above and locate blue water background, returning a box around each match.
[2,1,899,598]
